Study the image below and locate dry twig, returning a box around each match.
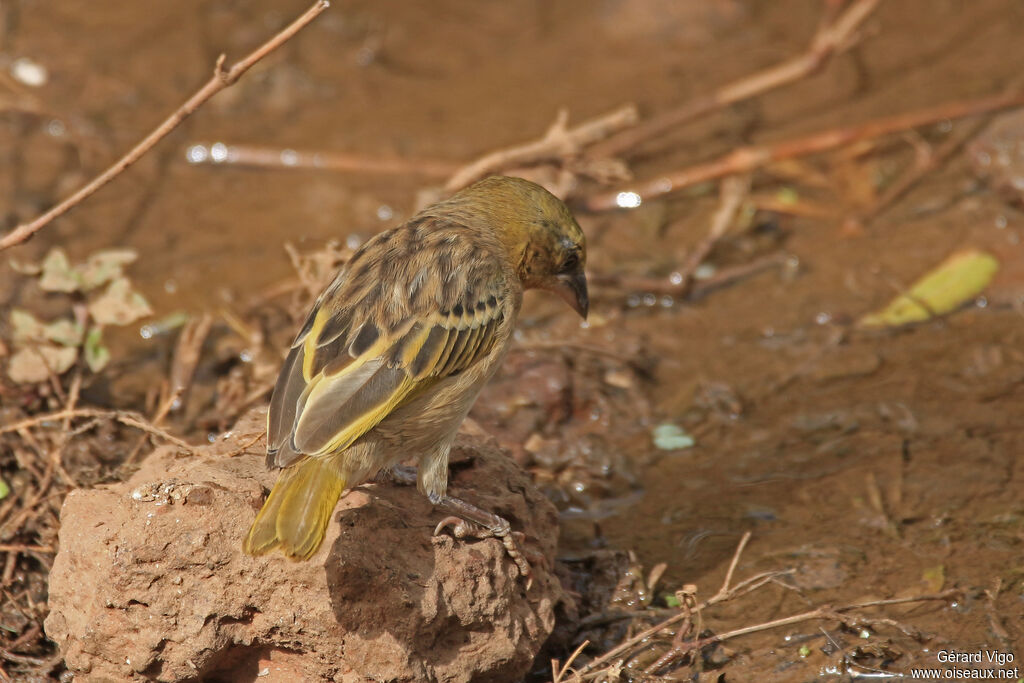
[565,530,958,682]
[583,89,1024,212]
[850,115,993,228]
[588,0,883,159]
[443,105,639,193]
[0,0,330,251]
[0,409,195,452]
[676,175,751,293]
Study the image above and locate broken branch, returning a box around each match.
[582,89,1024,212]
[589,0,883,159]
[443,105,639,193]
[0,0,330,251]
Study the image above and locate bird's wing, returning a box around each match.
[267,222,510,467]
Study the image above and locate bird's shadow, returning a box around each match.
[324,481,467,662]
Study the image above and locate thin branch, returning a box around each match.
[571,531,758,679]
[0,409,195,452]
[185,142,459,177]
[674,588,959,657]
[443,105,639,193]
[582,89,1024,212]
[714,530,752,599]
[851,114,993,227]
[588,0,883,159]
[0,0,330,251]
[676,175,751,295]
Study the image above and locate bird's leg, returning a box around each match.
[432,495,531,579]
[383,465,530,578]
[386,465,418,486]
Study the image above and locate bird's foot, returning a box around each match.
[432,496,532,583]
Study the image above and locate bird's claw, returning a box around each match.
[433,513,532,584]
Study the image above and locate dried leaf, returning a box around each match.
[8,258,41,276]
[78,249,138,291]
[44,319,84,347]
[7,344,78,383]
[88,278,152,326]
[10,309,83,346]
[859,249,999,328]
[38,248,81,292]
[83,326,110,372]
[10,309,47,344]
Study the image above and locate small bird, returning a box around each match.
[243,176,588,570]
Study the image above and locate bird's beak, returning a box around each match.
[554,270,589,320]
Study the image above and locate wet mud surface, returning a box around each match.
[3,0,1024,679]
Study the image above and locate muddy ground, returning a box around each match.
[2,0,1023,680]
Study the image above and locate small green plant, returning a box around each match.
[6,247,152,383]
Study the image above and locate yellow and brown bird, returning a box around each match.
[243,176,588,569]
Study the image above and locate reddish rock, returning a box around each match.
[45,410,562,682]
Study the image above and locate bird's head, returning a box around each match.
[449,176,589,319]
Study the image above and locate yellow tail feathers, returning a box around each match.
[242,456,346,561]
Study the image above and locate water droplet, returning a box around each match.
[995,214,1008,229]
[937,118,953,133]
[46,119,66,138]
[626,294,641,308]
[210,142,229,163]
[139,325,155,340]
[615,191,642,209]
[659,295,674,308]
[164,279,178,294]
[186,145,209,164]
[345,234,364,249]
[376,204,394,221]
[668,271,684,286]
[976,296,988,309]
[11,57,47,87]
[642,293,657,307]
[653,177,673,194]
[280,149,298,166]
[815,311,832,325]
[240,349,253,363]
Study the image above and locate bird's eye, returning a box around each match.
[561,251,580,272]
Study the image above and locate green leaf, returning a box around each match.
[0,478,9,501]
[664,594,681,608]
[88,277,152,326]
[38,248,81,292]
[83,327,110,372]
[859,249,999,328]
[43,319,84,347]
[652,423,695,451]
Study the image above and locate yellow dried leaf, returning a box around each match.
[859,250,999,328]
[921,564,945,593]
